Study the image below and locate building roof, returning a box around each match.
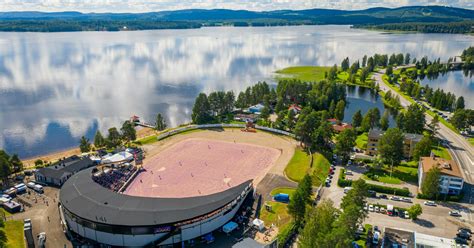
[332,123,352,132]
[368,128,384,138]
[383,227,415,248]
[36,156,93,180]
[232,238,265,248]
[60,167,252,226]
[420,156,462,178]
[404,133,423,142]
[368,129,423,142]
[288,104,302,112]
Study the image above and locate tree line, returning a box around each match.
[80,120,137,153]
[353,21,474,34]
[0,150,23,184]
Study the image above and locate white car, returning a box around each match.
[404,211,410,219]
[424,201,437,207]
[375,206,379,212]
[369,205,374,212]
[390,196,400,201]
[401,197,412,203]
[344,171,353,175]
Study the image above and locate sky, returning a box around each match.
[0,0,472,13]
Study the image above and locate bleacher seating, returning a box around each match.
[92,165,138,192]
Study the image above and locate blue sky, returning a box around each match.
[0,0,472,12]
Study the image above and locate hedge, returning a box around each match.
[417,193,464,202]
[337,169,410,196]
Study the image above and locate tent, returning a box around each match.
[273,193,290,203]
[252,218,265,231]
[222,221,238,234]
[102,151,133,164]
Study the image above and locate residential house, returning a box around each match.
[418,155,464,195]
[366,129,423,158]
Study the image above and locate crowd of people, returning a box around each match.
[92,164,138,192]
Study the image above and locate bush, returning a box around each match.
[417,193,464,202]
[277,222,297,248]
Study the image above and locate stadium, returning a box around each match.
[59,127,295,247]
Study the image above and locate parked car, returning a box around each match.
[393,209,399,216]
[367,190,376,198]
[449,211,462,217]
[374,206,379,212]
[345,171,353,176]
[404,211,410,219]
[454,237,468,245]
[457,232,471,240]
[401,197,412,203]
[368,205,374,212]
[424,201,436,207]
[379,194,388,199]
[344,187,353,193]
[372,231,380,245]
[390,196,400,201]
[458,228,472,234]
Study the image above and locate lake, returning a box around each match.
[0,25,473,158]
[419,70,474,109]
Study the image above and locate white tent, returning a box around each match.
[102,151,133,164]
[252,218,265,231]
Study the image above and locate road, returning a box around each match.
[372,71,474,203]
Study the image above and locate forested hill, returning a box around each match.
[0,5,473,32]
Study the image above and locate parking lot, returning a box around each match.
[320,164,474,241]
[8,185,71,248]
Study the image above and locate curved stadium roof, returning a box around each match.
[60,167,251,226]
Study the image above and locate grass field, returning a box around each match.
[469,137,474,146]
[356,132,368,150]
[275,66,331,82]
[134,134,158,145]
[432,146,452,160]
[259,201,292,230]
[5,220,24,248]
[0,208,12,218]
[284,149,330,186]
[364,161,418,184]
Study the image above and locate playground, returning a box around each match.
[124,129,297,198]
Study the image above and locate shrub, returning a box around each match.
[417,193,464,202]
[277,222,297,248]
[337,168,410,196]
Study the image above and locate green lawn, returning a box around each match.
[134,135,158,145]
[275,66,331,82]
[270,187,297,197]
[0,208,12,218]
[469,137,474,146]
[259,201,292,230]
[284,149,312,182]
[5,220,24,248]
[364,162,418,184]
[356,132,368,150]
[432,146,452,160]
[311,153,331,186]
[284,149,330,186]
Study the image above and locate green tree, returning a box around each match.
[107,127,121,148]
[287,190,306,224]
[380,111,390,131]
[341,57,350,71]
[427,115,439,137]
[407,204,423,220]
[192,93,211,124]
[402,104,425,134]
[155,113,167,131]
[34,159,44,167]
[352,110,362,128]
[455,96,465,110]
[260,104,270,121]
[335,128,356,163]
[0,154,11,182]
[299,200,339,248]
[300,174,313,204]
[9,154,23,173]
[94,130,106,148]
[379,128,404,165]
[421,166,441,199]
[334,100,345,121]
[413,135,432,160]
[79,136,91,153]
[328,64,338,81]
[121,120,137,142]
[385,65,393,76]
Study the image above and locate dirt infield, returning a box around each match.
[126,128,297,198]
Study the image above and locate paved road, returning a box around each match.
[372,71,474,205]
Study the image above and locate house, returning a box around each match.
[248,104,265,114]
[288,104,302,114]
[366,129,423,158]
[35,155,95,186]
[327,118,353,133]
[418,155,464,195]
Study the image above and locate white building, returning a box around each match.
[418,155,464,195]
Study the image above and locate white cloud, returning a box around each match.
[0,0,472,12]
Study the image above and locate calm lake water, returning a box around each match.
[419,70,474,109]
[0,25,473,158]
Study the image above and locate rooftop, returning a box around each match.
[420,156,462,178]
[383,227,415,248]
[36,156,94,179]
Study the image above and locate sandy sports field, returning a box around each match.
[127,128,297,198]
